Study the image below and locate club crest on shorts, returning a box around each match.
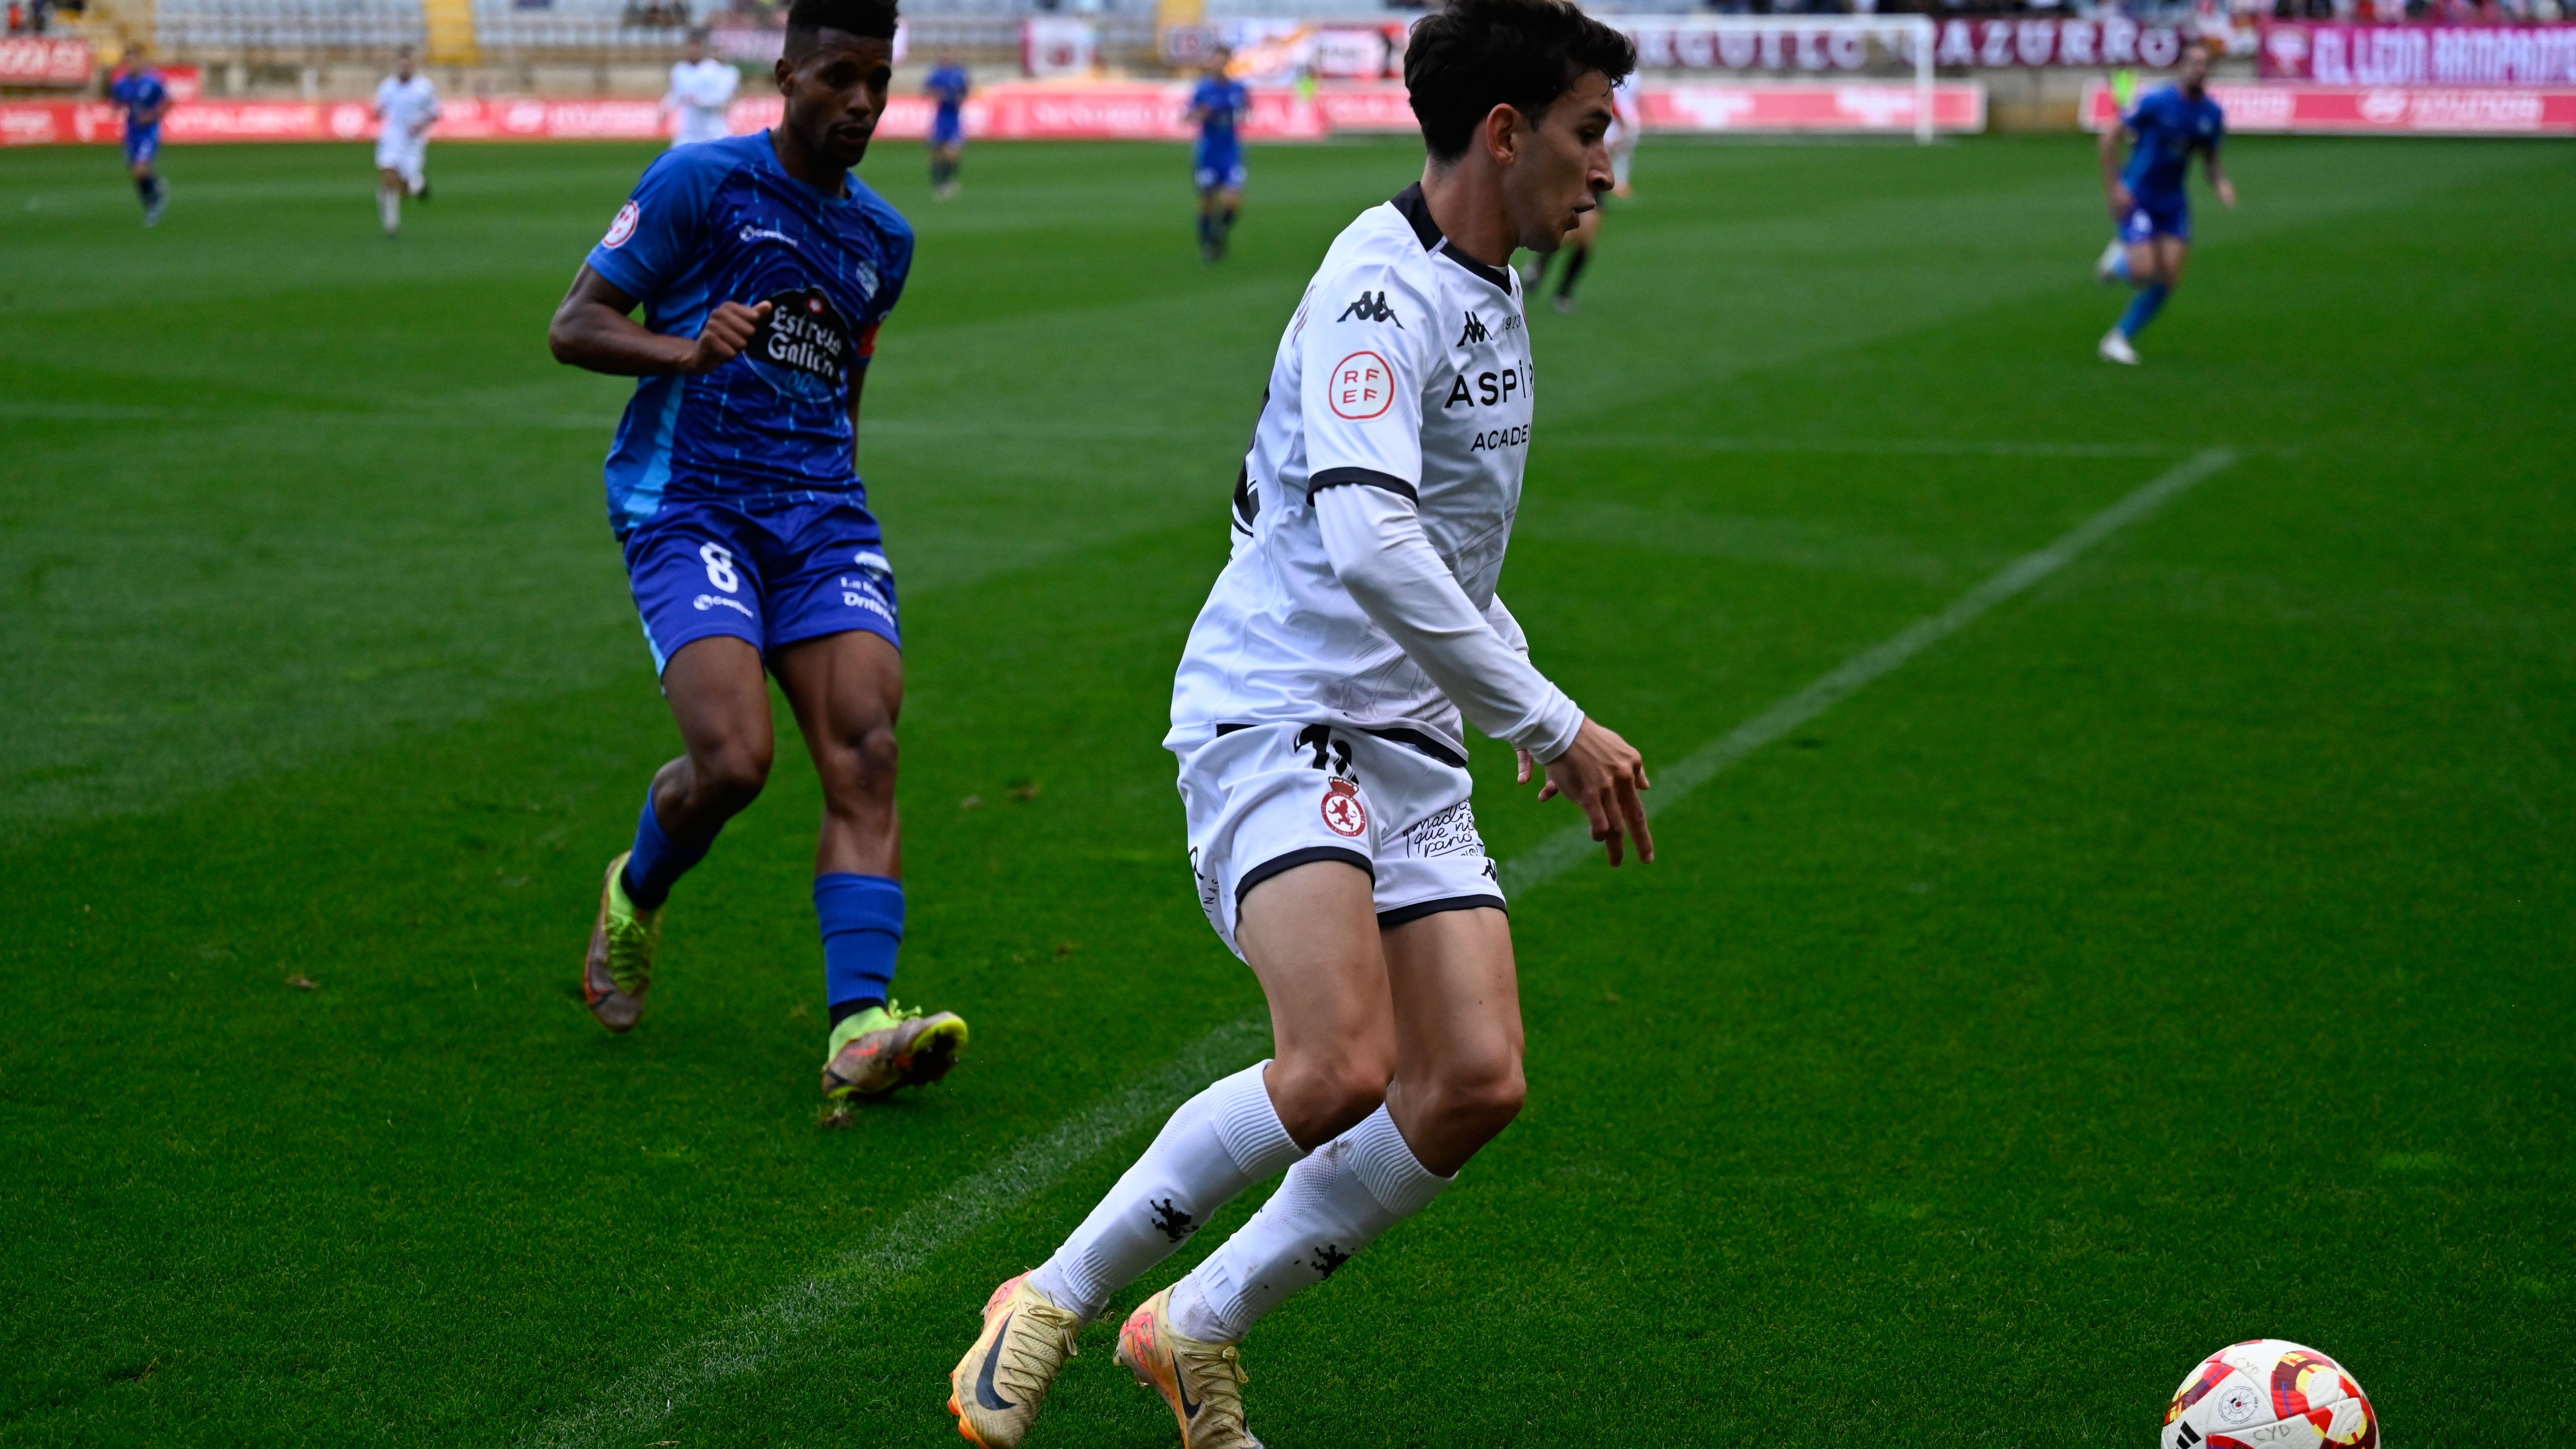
[1321,777,1368,837]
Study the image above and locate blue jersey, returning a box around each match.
[926,64,969,126]
[1191,77,1248,152]
[109,69,169,137]
[2122,84,2223,203]
[584,132,914,536]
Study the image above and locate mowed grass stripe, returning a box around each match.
[1506,448,2234,890]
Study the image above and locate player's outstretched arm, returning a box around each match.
[548,265,770,377]
[1315,486,1651,865]
[2099,124,2133,218]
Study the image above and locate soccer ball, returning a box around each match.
[2161,1340,2379,1449]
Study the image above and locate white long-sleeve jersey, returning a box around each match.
[664,58,740,146]
[1168,184,1584,765]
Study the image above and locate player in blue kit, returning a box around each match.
[107,60,172,226]
[2093,40,2234,365]
[547,0,969,1103]
[925,55,969,199]
[1187,56,1250,262]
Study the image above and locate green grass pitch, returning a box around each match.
[2,130,2570,1446]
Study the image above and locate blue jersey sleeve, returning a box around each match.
[586,146,728,303]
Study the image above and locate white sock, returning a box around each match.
[1166,1103,1451,1343]
[1027,1060,1304,1322]
[379,189,400,233]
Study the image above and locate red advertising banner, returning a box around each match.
[1642,82,1986,133]
[0,36,93,86]
[0,80,1988,147]
[2257,23,2576,86]
[2082,77,2576,134]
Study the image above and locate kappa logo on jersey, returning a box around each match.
[1335,290,1404,327]
[746,286,850,397]
[1327,351,1395,420]
[603,201,640,249]
[1455,311,1489,346]
[1321,777,1368,837]
[1442,366,1523,410]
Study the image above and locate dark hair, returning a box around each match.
[784,0,899,57]
[1404,0,1635,162]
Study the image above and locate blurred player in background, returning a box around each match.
[373,47,440,236]
[546,0,970,1102]
[1524,69,1635,311]
[2093,40,2233,365]
[1188,52,1249,262]
[947,3,1649,1445]
[663,30,742,148]
[925,53,969,198]
[107,58,170,227]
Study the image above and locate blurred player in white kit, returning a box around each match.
[662,30,742,147]
[374,46,440,235]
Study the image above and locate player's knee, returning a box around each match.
[1268,1046,1392,1147]
[694,736,773,808]
[824,722,900,801]
[1428,1052,1526,1141]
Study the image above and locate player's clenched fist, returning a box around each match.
[1531,718,1654,867]
[686,299,772,373]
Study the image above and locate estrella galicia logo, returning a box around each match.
[1455,311,1488,346]
[746,285,850,402]
[1336,290,1403,327]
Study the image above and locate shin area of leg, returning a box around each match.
[1026,1060,1304,1322]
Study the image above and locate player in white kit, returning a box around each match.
[373,47,439,236]
[661,30,741,147]
[946,3,1646,1446]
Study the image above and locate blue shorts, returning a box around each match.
[623,496,900,674]
[932,114,964,147]
[124,126,161,166]
[2120,193,2190,244]
[1194,146,1245,193]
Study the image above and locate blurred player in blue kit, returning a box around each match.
[1187,55,1249,261]
[2093,40,2234,365]
[925,54,969,198]
[107,58,171,226]
[546,0,969,1102]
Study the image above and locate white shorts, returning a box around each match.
[1176,721,1505,960]
[375,135,426,183]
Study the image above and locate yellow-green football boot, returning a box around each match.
[820,1000,969,1101]
[947,1271,1083,1448]
[1115,1287,1263,1449]
[582,852,659,1032]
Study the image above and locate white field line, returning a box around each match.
[521,1017,1270,1449]
[1502,446,2237,893]
[525,446,2232,1447]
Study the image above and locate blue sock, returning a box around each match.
[2119,282,2171,340]
[621,791,715,911]
[816,874,904,1020]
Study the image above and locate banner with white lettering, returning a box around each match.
[0,80,1989,147]
[2259,23,2576,87]
[2083,76,2576,134]
[1616,17,2197,71]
